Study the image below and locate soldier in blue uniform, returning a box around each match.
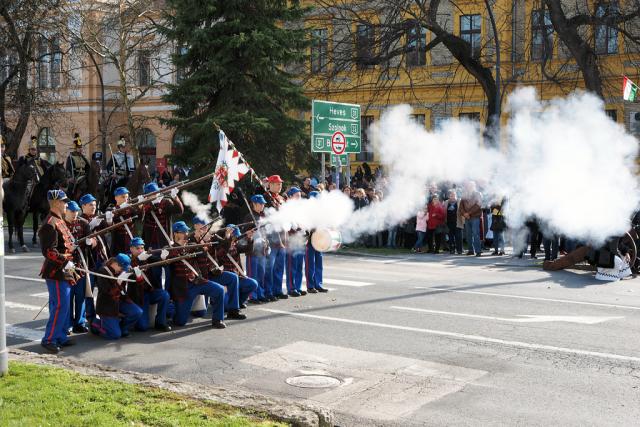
[38,190,76,353]
[284,187,306,297]
[244,194,269,304]
[90,254,143,340]
[304,191,328,293]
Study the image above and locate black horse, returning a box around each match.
[29,162,67,245]
[3,163,38,252]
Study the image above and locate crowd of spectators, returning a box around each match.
[299,165,578,261]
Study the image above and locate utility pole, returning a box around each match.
[484,0,501,144]
[0,135,8,376]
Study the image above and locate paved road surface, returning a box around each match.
[4,246,640,426]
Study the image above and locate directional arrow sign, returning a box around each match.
[391,307,624,325]
[311,100,361,153]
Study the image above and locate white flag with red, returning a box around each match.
[208,130,250,211]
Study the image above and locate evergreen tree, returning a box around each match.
[161,0,311,183]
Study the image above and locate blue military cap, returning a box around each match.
[193,216,207,225]
[287,186,301,197]
[114,187,129,196]
[114,253,131,270]
[78,193,96,205]
[172,221,191,233]
[66,201,80,212]
[130,237,145,247]
[308,191,320,198]
[226,224,241,238]
[250,194,267,204]
[47,189,69,202]
[143,182,159,194]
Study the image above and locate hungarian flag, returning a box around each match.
[623,76,637,102]
[208,130,250,211]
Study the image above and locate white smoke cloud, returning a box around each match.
[181,190,213,223]
[262,88,639,246]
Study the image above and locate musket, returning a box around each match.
[146,242,218,254]
[99,171,218,219]
[136,252,202,271]
[74,216,138,245]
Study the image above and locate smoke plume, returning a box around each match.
[181,190,214,223]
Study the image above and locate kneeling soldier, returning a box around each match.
[128,237,172,332]
[91,254,143,339]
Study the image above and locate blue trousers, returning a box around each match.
[92,301,143,340]
[136,289,170,331]
[210,271,240,312]
[43,279,71,346]
[286,251,304,293]
[246,255,266,300]
[266,247,286,297]
[238,277,258,305]
[173,281,225,326]
[68,276,87,329]
[305,243,324,290]
[464,217,482,254]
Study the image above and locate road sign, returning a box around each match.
[331,154,348,167]
[311,100,361,153]
[331,131,346,155]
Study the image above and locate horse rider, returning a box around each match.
[1,137,15,183]
[106,136,136,186]
[18,136,50,179]
[65,133,91,194]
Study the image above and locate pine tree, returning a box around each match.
[161,0,311,182]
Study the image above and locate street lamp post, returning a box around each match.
[0,136,8,376]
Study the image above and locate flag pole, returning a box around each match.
[0,133,8,376]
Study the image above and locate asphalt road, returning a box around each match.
[4,242,640,426]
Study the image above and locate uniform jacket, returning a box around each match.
[17,153,48,177]
[168,242,207,301]
[95,264,132,317]
[142,197,184,248]
[67,217,90,278]
[80,213,110,268]
[215,237,251,276]
[266,191,287,249]
[106,151,135,177]
[65,152,90,179]
[242,211,269,257]
[107,204,141,255]
[127,254,161,306]
[38,212,75,282]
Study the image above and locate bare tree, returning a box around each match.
[63,0,172,160]
[0,0,72,156]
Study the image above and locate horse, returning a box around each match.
[29,162,67,246]
[3,163,38,252]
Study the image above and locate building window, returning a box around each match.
[172,131,189,155]
[138,50,151,86]
[355,24,376,69]
[0,52,15,83]
[406,23,427,67]
[411,114,426,127]
[605,109,618,122]
[50,37,62,88]
[136,128,157,172]
[355,115,374,162]
[37,127,56,164]
[37,38,49,89]
[595,2,618,54]
[311,28,328,73]
[459,112,481,121]
[531,8,553,60]
[460,14,481,59]
[175,46,188,83]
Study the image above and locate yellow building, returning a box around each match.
[17,0,640,177]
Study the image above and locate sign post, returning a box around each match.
[312,100,361,188]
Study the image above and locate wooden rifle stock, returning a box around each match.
[146,242,218,254]
[138,252,202,270]
[75,216,138,244]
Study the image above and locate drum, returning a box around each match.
[311,229,342,252]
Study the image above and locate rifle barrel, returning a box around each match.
[76,216,138,243]
[138,252,202,270]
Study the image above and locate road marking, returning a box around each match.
[6,324,41,342]
[30,292,49,299]
[5,255,43,260]
[302,278,373,287]
[259,308,640,364]
[6,301,46,311]
[6,274,45,283]
[391,306,623,324]
[413,286,640,311]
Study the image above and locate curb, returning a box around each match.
[9,349,334,427]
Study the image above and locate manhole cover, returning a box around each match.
[285,375,342,389]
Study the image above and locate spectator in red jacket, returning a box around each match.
[426,195,446,253]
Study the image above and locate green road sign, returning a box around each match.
[311,100,361,153]
[330,154,348,167]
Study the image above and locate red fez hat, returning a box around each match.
[267,175,283,183]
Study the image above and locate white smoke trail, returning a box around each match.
[263,88,639,246]
[180,190,213,223]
